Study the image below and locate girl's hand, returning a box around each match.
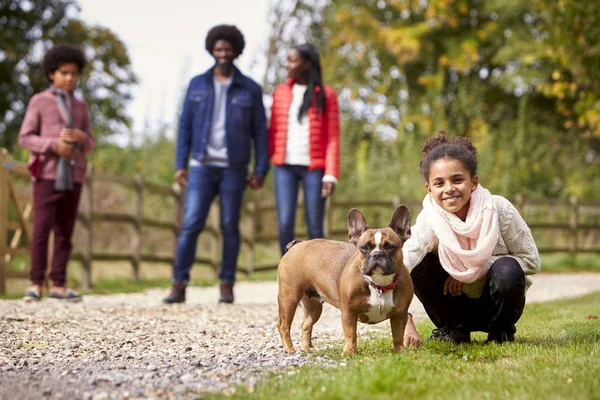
[56,139,78,159]
[444,276,463,296]
[321,182,335,198]
[403,314,423,347]
[60,128,85,144]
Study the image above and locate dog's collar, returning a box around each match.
[364,272,400,293]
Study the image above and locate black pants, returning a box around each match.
[411,253,526,334]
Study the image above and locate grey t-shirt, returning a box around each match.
[190,75,232,168]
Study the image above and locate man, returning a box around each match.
[163,25,268,304]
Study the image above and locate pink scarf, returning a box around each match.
[423,185,500,283]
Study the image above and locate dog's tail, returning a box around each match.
[285,239,302,253]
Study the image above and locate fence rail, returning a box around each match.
[1,148,599,294]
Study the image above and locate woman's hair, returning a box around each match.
[205,24,245,57]
[420,131,478,181]
[42,44,86,83]
[294,44,326,121]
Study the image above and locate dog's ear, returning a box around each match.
[388,205,411,242]
[348,208,368,245]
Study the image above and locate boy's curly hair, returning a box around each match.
[42,44,86,83]
[420,130,478,181]
[205,25,245,57]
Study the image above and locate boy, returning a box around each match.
[19,44,94,301]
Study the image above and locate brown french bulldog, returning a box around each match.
[277,205,413,354]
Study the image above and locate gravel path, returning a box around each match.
[2,272,600,400]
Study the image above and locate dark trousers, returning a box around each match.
[411,253,526,334]
[30,179,82,287]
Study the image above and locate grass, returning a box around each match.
[540,253,600,272]
[208,292,600,400]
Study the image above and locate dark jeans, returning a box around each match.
[30,179,82,287]
[274,165,325,255]
[173,165,247,284]
[411,253,526,334]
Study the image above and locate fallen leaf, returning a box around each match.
[587,315,599,320]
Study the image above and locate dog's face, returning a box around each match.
[347,206,411,277]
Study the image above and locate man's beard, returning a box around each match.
[216,60,234,74]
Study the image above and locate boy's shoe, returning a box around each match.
[486,331,515,344]
[428,325,471,344]
[163,282,186,304]
[48,288,82,302]
[23,287,41,302]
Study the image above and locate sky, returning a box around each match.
[78,0,270,140]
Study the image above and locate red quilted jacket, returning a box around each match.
[269,79,340,178]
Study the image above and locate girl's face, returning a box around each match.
[286,49,310,80]
[426,158,478,221]
[49,63,79,91]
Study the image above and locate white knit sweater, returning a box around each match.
[403,195,541,298]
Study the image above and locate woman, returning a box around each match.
[269,44,340,255]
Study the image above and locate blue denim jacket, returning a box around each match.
[175,66,269,177]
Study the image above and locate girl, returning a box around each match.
[403,132,540,344]
[18,44,95,301]
[269,44,340,255]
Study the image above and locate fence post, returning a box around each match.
[392,196,401,210]
[210,203,220,276]
[245,200,255,275]
[0,149,9,294]
[569,195,579,258]
[172,183,183,261]
[45,231,53,292]
[324,197,332,239]
[254,193,264,235]
[80,164,93,289]
[131,174,143,280]
[515,193,525,215]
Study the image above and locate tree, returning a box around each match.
[532,0,600,138]
[259,0,330,93]
[319,0,599,199]
[0,0,137,151]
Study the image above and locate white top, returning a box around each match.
[283,83,338,185]
[402,195,541,298]
[285,83,310,166]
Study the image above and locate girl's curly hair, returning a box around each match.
[420,130,478,181]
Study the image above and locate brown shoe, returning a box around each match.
[163,282,186,304]
[219,282,234,304]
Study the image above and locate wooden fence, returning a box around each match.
[1,148,599,294]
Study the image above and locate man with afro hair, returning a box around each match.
[165,25,269,304]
